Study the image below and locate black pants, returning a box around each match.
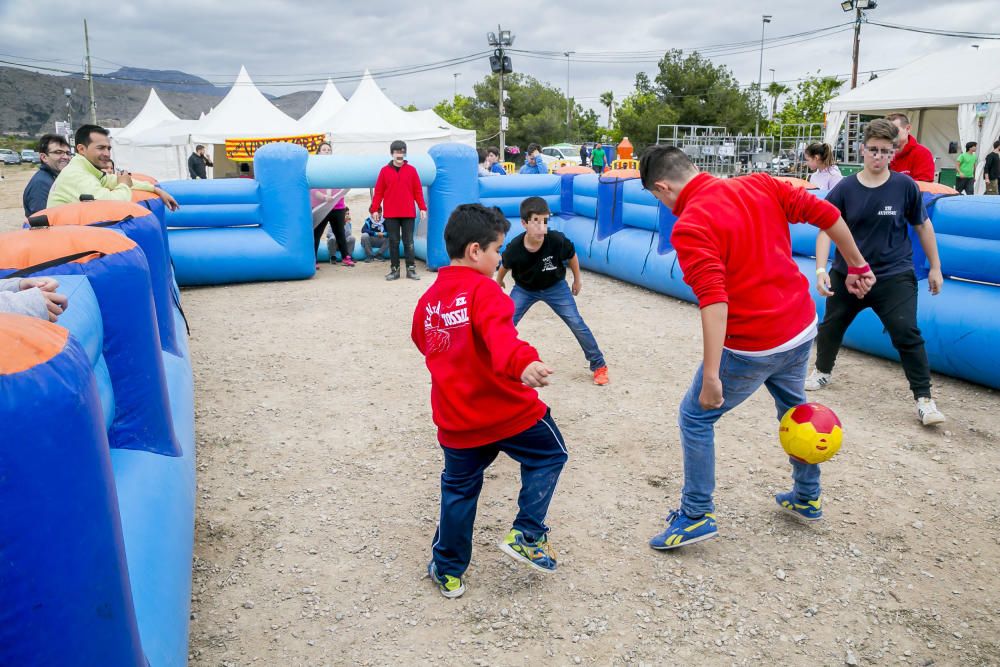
[955,176,974,195]
[315,208,349,260]
[815,269,931,399]
[385,217,415,270]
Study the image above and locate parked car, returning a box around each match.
[538,144,582,169]
[0,148,22,165]
[20,149,40,164]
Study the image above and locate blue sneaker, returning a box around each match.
[428,561,465,598]
[499,529,558,573]
[649,509,718,550]
[775,492,823,522]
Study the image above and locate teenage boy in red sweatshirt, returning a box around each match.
[639,146,874,550]
[371,139,428,281]
[412,204,568,598]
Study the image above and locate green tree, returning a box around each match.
[433,95,476,129]
[610,89,677,148]
[574,107,600,143]
[765,81,790,120]
[401,103,419,112]
[599,91,614,128]
[653,50,756,132]
[774,74,843,126]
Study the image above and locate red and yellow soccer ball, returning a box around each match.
[779,403,843,464]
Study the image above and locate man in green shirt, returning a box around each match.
[590,142,607,175]
[47,124,179,210]
[955,141,977,195]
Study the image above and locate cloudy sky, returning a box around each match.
[1,1,997,118]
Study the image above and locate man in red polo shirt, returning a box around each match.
[886,113,935,182]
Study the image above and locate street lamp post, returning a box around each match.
[564,51,574,138]
[453,72,461,99]
[842,0,878,90]
[488,27,515,160]
[755,14,772,138]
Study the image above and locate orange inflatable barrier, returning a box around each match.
[554,165,593,175]
[603,168,640,179]
[0,313,69,375]
[774,176,819,190]
[31,201,149,227]
[0,226,134,268]
[916,181,958,195]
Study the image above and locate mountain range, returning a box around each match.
[0,66,321,136]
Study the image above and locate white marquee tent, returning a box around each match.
[824,43,1000,193]
[111,89,196,181]
[297,79,347,132]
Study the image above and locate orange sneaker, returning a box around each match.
[593,366,609,386]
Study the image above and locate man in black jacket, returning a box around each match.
[187,144,213,179]
[985,140,1000,196]
[23,134,72,216]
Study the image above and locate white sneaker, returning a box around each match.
[805,370,832,391]
[916,397,945,426]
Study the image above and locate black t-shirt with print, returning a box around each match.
[501,230,576,291]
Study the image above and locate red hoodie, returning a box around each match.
[370,161,428,218]
[670,172,841,352]
[890,135,935,182]
[412,266,546,448]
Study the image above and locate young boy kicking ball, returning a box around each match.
[639,146,874,550]
[412,204,568,597]
[496,196,609,386]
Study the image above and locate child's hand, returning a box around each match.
[521,361,554,387]
[571,279,581,296]
[19,277,59,292]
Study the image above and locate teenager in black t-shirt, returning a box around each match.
[806,119,945,426]
[497,197,609,385]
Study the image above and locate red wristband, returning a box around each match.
[847,263,871,276]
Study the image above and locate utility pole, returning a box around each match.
[453,72,460,99]
[850,7,862,89]
[84,19,97,124]
[499,70,505,159]
[755,14,772,139]
[564,51,574,138]
[488,27,514,160]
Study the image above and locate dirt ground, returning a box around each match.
[3,169,999,666]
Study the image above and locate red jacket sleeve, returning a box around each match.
[471,280,540,379]
[370,167,386,214]
[911,146,935,182]
[411,298,426,355]
[671,214,728,309]
[768,175,840,230]
[410,167,427,211]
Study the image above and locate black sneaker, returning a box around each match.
[385,268,400,281]
[406,267,420,280]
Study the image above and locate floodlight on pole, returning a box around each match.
[755,15,772,138]
[487,32,498,46]
[842,0,877,89]
[489,25,515,159]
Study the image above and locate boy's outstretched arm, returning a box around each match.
[822,218,876,297]
[914,219,943,295]
[568,255,582,296]
[699,302,727,410]
[495,265,510,289]
[472,282,551,386]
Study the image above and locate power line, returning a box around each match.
[868,20,1000,40]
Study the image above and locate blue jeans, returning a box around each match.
[432,410,568,577]
[511,281,606,371]
[678,339,819,518]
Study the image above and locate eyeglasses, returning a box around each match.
[44,149,71,156]
[863,145,895,157]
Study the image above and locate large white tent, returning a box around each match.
[111,89,195,181]
[314,70,475,155]
[824,43,1000,193]
[297,79,347,132]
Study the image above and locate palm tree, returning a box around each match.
[599,91,614,128]
[765,82,790,121]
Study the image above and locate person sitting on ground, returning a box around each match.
[412,203,566,598]
[47,124,179,210]
[486,146,507,175]
[23,134,72,217]
[496,196,610,386]
[886,113,935,183]
[187,144,213,179]
[0,277,68,322]
[804,142,843,190]
[955,141,977,195]
[518,143,546,174]
[360,212,391,261]
[326,207,358,264]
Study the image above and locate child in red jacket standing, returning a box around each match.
[412,204,567,598]
[371,140,428,281]
[639,146,874,550]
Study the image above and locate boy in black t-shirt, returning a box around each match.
[806,118,946,426]
[496,197,609,385]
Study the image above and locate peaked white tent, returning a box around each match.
[314,70,475,155]
[297,79,347,132]
[824,43,1000,192]
[112,89,196,181]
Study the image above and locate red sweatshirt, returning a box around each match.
[890,135,935,182]
[670,172,841,352]
[412,266,547,448]
[370,161,427,218]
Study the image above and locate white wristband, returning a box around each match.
[816,267,827,275]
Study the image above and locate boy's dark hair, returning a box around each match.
[195,144,205,151]
[75,124,108,148]
[804,142,834,168]
[487,145,501,158]
[965,141,977,152]
[477,147,487,162]
[390,139,407,153]
[994,140,1000,150]
[527,142,541,154]
[37,133,69,154]
[520,196,550,221]
[885,112,910,126]
[863,118,898,144]
[639,145,698,189]
[444,204,510,259]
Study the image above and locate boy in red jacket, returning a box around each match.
[370,139,428,281]
[639,146,874,550]
[412,204,567,598]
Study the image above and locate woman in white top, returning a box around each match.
[804,142,843,191]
